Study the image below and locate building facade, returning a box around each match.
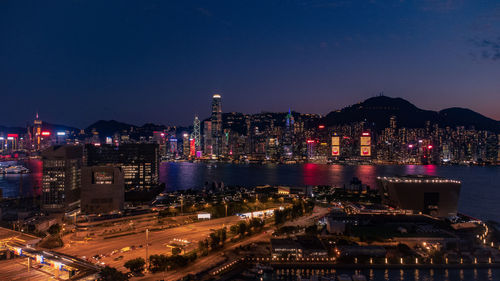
[41,145,83,213]
[211,94,222,158]
[81,166,124,214]
[85,143,159,190]
[377,175,461,217]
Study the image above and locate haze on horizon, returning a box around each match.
[1,0,500,128]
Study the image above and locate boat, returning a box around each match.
[352,274,367,281]
[241,270,257,278]
[255,263,273,271]
[1,165,30,174]
[337,274,352,281]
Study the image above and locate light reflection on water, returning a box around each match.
[264,268,500,281]
[159,162,500,223]
[1,161,500,223]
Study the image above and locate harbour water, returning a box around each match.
[159,162,500,223]
[1,161,499,222]
[1,161,500,280]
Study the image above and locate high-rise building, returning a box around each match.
[282,109,294,159]
[211,94,222,158]
[81,166,124,214]
[33,113,42,151]
[203,121,212,156]
[193,116,201,153]
[85,143,159,190]
[182,133,190,158]
[41,145,83,213]
[497,134,500,164]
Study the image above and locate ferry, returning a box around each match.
[0,165,30,174]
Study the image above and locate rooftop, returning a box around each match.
[377,175,461,184]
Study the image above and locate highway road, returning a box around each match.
[135,228,272,281]
[59,215,242,271]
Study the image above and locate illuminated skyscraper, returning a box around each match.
[211,94,222,158]
[42,145,83,213]
[33,112,42,150]
[193,116,201,152]
[203,121,212,156]
[282,108,294,159]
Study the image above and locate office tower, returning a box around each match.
[33,113,42,150]
[41,145,83,213]
[168,137,178,158]
[389,115,397,129]
[193,116,201,152]
[85,143,159,190]
[211,94,222,158]
[377,175,461,217]
[182,133,190,158]
[306,139,315,159]
[282,109,293,159]
[81,166,124,214]
[498,134,500,164]
[203,121,212,156]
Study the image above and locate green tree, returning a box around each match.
[238,221,247,236]
[172,247,182,255]
[124,257,145,274]
[149,254,168,272]
[99,266,129,281]
[47,223,61,235]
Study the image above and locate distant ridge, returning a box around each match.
[85,120,137,136]
[322,96,500,132]
[1,96,499,134]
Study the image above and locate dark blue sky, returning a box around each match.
[1,0,499,128]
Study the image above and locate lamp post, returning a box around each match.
[146,229,149,270]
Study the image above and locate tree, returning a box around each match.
[198,239,208,256]
[99,266,128,281]
[172,247,182,255]
[47,223,61,235]
[149,254,168,272]
[209,232,221,250]
[238,222,247,236]
[230,224,238,234]
[124,258,145,274]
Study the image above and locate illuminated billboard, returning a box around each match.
[360,136,371,146]
[332,146,340,156]
[93,171,114,184]
[190,138,195,156]
[331,136,340,146]
[360,146,371,156]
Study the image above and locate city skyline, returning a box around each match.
[1,94,500,129]
[2,2,500,280]
[1,0,500,127]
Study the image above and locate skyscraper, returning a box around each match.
[193,116,201,153]
[85,143,159,190]
[282,108,294,159]
[41,145,83,213]
[203,121,212,156]
[211,94,222,158]
[33,113,42,151]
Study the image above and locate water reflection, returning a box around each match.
[2,161,500,224]
[267,268,500,281]
[158,162,500,223]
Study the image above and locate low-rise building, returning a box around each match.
[81,166,124,214]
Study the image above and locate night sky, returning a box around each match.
[1,0,499,128]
